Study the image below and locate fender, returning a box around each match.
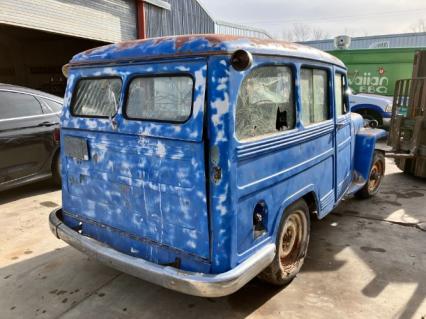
[351,103,387,117]
[271,185,320,237]
[349,128,387,195]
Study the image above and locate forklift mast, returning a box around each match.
[388,50,426,177]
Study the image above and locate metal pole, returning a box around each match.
[136,0,146,39]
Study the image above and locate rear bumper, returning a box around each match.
[49,208,275,297]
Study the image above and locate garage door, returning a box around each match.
[0,0,137,43]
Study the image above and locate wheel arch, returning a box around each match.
[271,185,319,237]
[351,104,384,122]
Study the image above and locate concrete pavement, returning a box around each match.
[0,159,425,319]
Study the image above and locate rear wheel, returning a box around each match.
[356,151,385,198]
[258,199,310,286]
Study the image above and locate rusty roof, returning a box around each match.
[69,34,345,68]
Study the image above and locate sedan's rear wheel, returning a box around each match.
[258,199,310,286]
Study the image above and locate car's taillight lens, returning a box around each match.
[53,128,60,142]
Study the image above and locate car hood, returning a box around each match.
[349,93,393,107]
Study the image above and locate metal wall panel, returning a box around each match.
[302,32,426,51]
[145,0,214,38]
[0,0,137,43]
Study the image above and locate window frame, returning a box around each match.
[334,72,349,117]
[123,73,195,125]
[70,76,123,119]
[299,65,332,127]
[38,97,62,114]
[234,63,297,142]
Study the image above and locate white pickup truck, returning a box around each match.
[349,92,393,128]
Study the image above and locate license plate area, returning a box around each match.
[64,136,89,161]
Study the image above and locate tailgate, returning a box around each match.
[61,60,210,263]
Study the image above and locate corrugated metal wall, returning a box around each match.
[0,0,137,43]
[145,0,214,38]
[303,32,426,51]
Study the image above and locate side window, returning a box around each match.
[0,91,43,120]
[301,68,329,125]
[335,73,348,116]
[236,66,294,140]
[41,98,62,114]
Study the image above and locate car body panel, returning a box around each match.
[61,60,210,270]
[349,93,394,126]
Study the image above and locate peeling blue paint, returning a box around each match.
[60,35,383,276]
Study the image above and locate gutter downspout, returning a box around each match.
[136,0,146,39]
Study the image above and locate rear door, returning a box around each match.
[0,90,55,184]
[61,61,210,260]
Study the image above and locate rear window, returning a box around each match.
[126,76,193,122]
[72,78,122,117]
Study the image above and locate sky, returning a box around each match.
[200,0,426,40]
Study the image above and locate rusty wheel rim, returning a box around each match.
[368,160,384,193]
[279,210,307,273]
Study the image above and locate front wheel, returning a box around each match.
[356,151,385,198]
[258,199,310,286]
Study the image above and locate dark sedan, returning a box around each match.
[0,84,63,191]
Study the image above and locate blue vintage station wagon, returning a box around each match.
[49,35,386,297]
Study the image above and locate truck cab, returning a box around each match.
[50,35,386,297]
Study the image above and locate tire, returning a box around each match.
[356,151,385,199]
[360,110,383,127]
[258,199,310,286]
[52,152,62,187]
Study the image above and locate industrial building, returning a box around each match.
[0,0,270,96]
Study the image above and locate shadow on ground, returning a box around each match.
[0,180,59,206]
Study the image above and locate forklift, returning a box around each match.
[387,50,426,178]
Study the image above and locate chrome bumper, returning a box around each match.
[49,208,275,297]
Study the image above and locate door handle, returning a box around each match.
[336,123,345,130]
[38,121,56,127]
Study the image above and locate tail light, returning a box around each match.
[53,128,60,143]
